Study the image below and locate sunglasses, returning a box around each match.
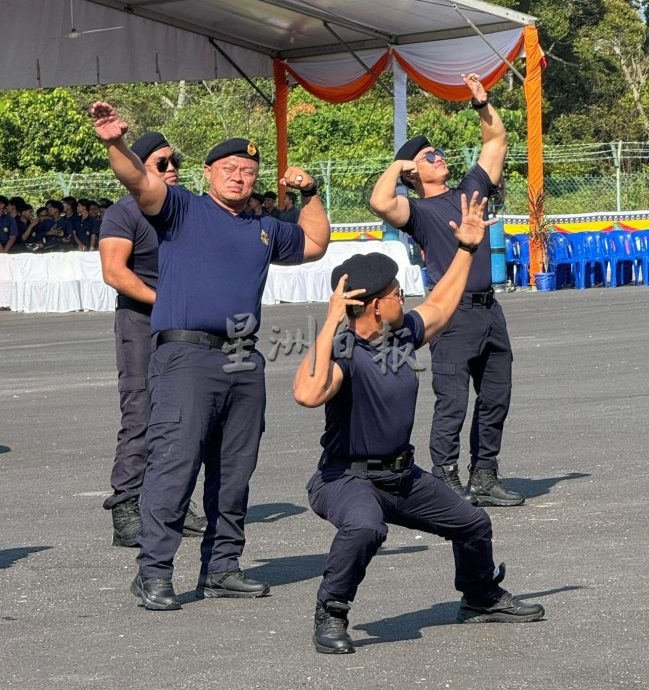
[379,288,405,304]
[154,154,181,173]
[417,149,446,163]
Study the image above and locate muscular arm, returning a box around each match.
[476,103,507,185]
[293,277,365,407]
[91,102,167,216]
[298,193,330,262]
[99,237,156,304]
[369,161,411,228]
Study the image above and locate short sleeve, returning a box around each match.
[267,217,305,265]
[144,185,191,237]
[400,198,424,245]
[100,199,137,241]
[458,164,493,199]
[401,310,426,350]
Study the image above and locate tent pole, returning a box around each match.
[273,59,289,208]
[523,25,545,279]
[452,5,526,84]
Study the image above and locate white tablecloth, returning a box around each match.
[0,241,423,313]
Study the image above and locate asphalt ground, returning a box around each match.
[1,287,648,690]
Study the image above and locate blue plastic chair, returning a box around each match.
[548,232,579,288]
[607,231,636,286]
[512,233,530,287]
[631,230,649,286]
[580,231,610,288]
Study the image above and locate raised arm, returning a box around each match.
[91,102,167,216]
[293,276,365,408]
[463,73,507,185]
[369,160,414,228]
[280,167,330,262]
[413,192,495,343]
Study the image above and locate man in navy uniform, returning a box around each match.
[294,192,544,654]
[92,101,330,610]
[0,195,19,254]
[99,131,205,548]
[73,198,99,251]
[370,72,524,508]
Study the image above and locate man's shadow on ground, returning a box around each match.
[0,546,52,570]
[502,472,590,499]
[0,445,10,454]
[352,584,585,647]
[176,546,429,605]
[245,502,307,524]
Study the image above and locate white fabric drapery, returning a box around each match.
[0,242,423,314]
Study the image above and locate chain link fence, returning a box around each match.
[3,142,649,223]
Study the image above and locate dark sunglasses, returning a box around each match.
[155,154,181,172]
[418,149,445,163]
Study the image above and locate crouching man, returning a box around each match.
[293,192,544,654]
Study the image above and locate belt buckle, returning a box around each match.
[391,452,407,471]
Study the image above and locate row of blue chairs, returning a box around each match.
[505,230,649,289]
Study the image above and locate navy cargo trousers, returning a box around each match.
[429,298,513,473]
[137,339,266,580]
[307,461,495,604]
[103,305,152,510]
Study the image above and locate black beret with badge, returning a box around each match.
[394,134,431,190]
[130,132,170,163]
[205,138,260,165]
[331,252,399,297]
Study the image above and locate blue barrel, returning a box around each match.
[382,223,400,241]
[489,217,506,286]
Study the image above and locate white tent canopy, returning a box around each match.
[5,0,535,90]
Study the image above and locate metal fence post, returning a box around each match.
[318,159,332,220]
[610,141,622,212]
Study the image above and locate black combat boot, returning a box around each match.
[111,496,140,547]
[183,501,208,537]
[196,570,270,598]
[130,575,181,611]
[441,464,478,505]
[467,465,525,507]
[457,561,544,623]
[313,601,355,654]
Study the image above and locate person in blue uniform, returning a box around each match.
[92,100,330,611]
[0,195,19,254]
[99,131,205,548]
[41,200,73,250]
[294,192,544,654]
[73,198,99,251]
[370,72,524,508]
[279,191,300,223]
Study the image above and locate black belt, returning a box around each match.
[329,449,414,473]
[461,288,495,306]
[155,329,258,351]
[116,294,153,316]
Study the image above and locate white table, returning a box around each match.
[0,241,423,313]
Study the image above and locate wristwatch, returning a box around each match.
[458,240,479,253]
[470,93,489,110]
[300,179,318,197]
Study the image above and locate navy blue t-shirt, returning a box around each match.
[75,215,99,247]
[401,165,493,292]
[41,217,72,245]
[0,214,18,247]
[148,186,305,335]
[321,311,426,459]
[99,195,159,290]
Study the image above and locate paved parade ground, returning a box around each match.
[1,287,648,689]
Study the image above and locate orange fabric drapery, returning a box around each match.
[523,25,545,279]
[283,52,391,104]
[273,59,289,208]
[392,35,525,101]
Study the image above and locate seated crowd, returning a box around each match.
[0,194,114,254]
[0,188,300,255]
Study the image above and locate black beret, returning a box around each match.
[205,138,260,165]
[130,132,170,163]
[331,252,399,297]
[395,135,431,190]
